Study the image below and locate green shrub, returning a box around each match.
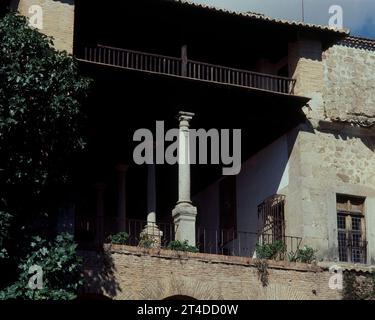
[167,240,199,253]
[288,245,316,263]
[138,233,156,248]
[343,272,375,300]
[255,240,286,260]
[109,232,129,245]
[255,259,269,287]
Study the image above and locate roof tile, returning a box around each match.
[172,0,349,35]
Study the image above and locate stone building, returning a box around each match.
[6,0,375,299]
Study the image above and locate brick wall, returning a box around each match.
[80,245,343,300]
[289,39,324,97]
[11,0,75,53]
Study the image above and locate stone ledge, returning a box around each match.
[318,261,375,273]
[101,244,323,273]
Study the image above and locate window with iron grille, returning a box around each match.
[336,195,367,264]
[257,194,286,244]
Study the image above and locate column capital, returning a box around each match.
[178,111,195,128]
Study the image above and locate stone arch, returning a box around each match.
[163,295,197,300]
[138,275,223,300]
[256,284,309,300]
[76,293,113,300]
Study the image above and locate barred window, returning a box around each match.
[257,194,286,244]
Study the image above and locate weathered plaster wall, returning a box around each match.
[286,125,375,264]
[323,43,375,126]
[11,0,75,53]
[81,245,343,300]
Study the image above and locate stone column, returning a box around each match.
[116,164,128,233]
[141,162,163,247]
[94,183,106,245]
[172,111,197,246]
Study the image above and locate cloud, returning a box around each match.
[189,0,375,38]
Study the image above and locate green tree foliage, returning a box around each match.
[0,13,90,198]
[0,209,12,259]
[0,12,91,299]
[0,233,83,300]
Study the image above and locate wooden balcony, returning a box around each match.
[77,45,297,95]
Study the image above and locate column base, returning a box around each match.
[172,203,197,246]
[140,223,163,248]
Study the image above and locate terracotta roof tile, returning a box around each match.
[340,36,375,50]
[172,0,349,35]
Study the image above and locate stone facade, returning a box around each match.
[81,245,343,300]
[289,39,324,98]
[283,38,375,264]
[8,0,375,295]
[323,42,375,126]
[11,0,75,53]
[283,125,375,263]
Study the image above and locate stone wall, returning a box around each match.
[11,0,75,53]
[323,42,375,126]
[80,245,343,300]
[285,125,375,263]
[283,37,375,264]
[289,39,324,97]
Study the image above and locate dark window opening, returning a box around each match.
[219,176,237,243]
[257,194,286,244]
[277,64,289,78]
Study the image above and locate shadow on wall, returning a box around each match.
[54,0,74,4]
[79,249,121,299]
[317,120,375,152]
[192,122,314,258]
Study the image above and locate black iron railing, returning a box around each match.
[196,227,302,258]
[75,216,302,260]
[75,216,174,248]
[78,45,296,94]
[125,219,175,248]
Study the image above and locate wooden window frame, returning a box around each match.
[336,195,367,264]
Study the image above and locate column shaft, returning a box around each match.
[172,111,197,246]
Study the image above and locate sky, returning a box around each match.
[189,0,375,39]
